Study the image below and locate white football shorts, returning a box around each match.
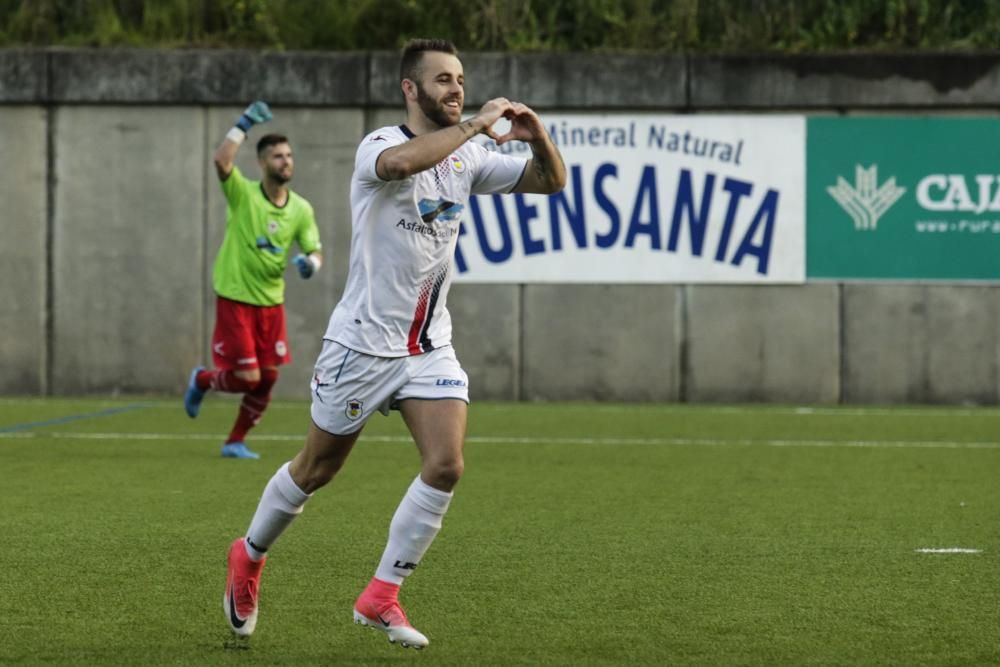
[309,340,470,435]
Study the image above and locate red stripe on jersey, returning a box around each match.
[418,269,447,353]
[406,267,449,356]
[407,277,434,355]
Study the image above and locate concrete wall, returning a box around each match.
[521,285,680,401]
[686,285,841,404]
[0,106,46,394]
[5,48,1000,404]
[842,285,1000,404]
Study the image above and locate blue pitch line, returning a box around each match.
[0,403,149,434]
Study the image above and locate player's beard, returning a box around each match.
[268,166,292,184]
[416,83,461,128]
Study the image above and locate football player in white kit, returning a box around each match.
[222,38,566,649]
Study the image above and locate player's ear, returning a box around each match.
[401,78,417,101]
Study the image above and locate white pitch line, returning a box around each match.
[915,548,982,554]
[6,399,1000,419]
[1,431,1000,450]
[554,405,1000,419]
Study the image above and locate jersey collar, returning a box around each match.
[259,182,290,209]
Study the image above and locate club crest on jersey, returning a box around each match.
[345,398,363,420]
[268,220,280,233]
[449,155,465,173]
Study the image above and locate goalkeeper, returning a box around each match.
[184,101,323,460]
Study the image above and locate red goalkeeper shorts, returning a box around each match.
[211,295,291,371]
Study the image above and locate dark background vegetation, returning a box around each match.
[2,0,1000,52]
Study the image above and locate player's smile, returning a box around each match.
[440,96,462,120]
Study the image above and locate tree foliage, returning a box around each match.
[3,0,1000,51]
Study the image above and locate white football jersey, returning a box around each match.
[325,124,528,357]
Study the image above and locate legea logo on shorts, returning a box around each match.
[435,378,467,387]
[345,398,363,420]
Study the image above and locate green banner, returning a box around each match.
[808,117,1000,280]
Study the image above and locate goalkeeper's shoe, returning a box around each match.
[184,366,206,418]
[224,538,266,636]
[221,442,260,460]
[353,577,429,649]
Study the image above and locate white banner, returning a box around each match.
[454,114,805,283]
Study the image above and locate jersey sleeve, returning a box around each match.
[296,200,322,255]
[219,165,251,208]
[469,143,529,195]
[355,130,406,185]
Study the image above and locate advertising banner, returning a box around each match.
[454,114,805,283]
[808,117,1000,281]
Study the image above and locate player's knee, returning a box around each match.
[297,470,327,494]
[234,369,262,391]
[425,457,464,491]
[252,368,278,396]
[291,451,347,493]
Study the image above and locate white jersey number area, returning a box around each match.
[325,125,527,357]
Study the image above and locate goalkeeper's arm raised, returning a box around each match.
[213,101,273,180]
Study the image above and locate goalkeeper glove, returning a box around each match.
[235,101,273,133]
[293,254,318,279]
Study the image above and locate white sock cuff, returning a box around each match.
[275,462,311,508]
[410,475,453,515]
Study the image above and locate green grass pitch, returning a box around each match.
[1,398,998,666]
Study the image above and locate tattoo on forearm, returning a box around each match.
[532,142,565,186]
[459,120,478,139]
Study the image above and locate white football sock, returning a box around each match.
[374,475,453,585]
[244,462,311,561]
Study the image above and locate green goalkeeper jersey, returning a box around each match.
[213,166,321,306]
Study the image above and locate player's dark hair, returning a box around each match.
[257,133,289,157]
[399,38,458,82]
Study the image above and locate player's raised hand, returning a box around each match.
[236,100,273,133]
[473,97,514,142]
[493,102,545,145]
